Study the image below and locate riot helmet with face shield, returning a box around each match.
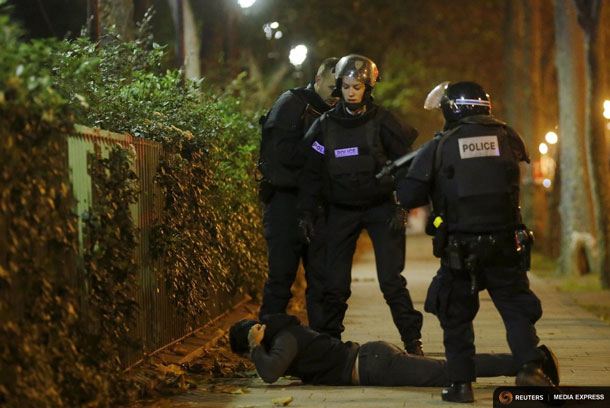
[424,81,491,123]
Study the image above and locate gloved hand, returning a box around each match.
[297,211,315,243]
[388,204,408,231]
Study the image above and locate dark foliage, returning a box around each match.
[0,9,266,407]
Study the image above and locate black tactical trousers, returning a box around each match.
[321,200,423,342]
[358,341,519,386]
[427,248,545,382]
[259,190,327,331]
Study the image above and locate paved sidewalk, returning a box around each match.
[169,233,610,407]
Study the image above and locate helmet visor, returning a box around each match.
[424,81,450,110]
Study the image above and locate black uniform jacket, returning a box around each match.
[298,101,418,212]
[252,314,359,385]
[260,83,331,187]
[397,115,529,217]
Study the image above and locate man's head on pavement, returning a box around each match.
[314,57,339,106]
[229,318,265,357]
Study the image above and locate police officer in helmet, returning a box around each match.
[257,58,338,331]
[298,54,425,355]
[396,81,559,402]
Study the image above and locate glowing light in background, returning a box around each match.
[238,0,256,8]
[604,100,610,119]
[542,178,552,188]
[270,21,279,29]
[274,31,283,39]
[545,131,558,145]
[289,44,308,67]
[539,142,548,155]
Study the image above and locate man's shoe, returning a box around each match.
[404,339,424,356]
[516,362,556,387]
[441,382,474,403]
[538,344,560,385]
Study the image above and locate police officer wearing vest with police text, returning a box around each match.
[257,58,338,331]
[396,81,558,402]
[298,54,424,355]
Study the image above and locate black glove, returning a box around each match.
[387,204,408,231]
[297,211,315,244]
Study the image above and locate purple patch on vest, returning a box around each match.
[334,147,359,158]
[312,141,325,154]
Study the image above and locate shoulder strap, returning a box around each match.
[434,125,463,173]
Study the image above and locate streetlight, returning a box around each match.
[539,142,548,155]
[289,44,308,67]
[545,131,558,145]
[238,0,256,8]
[603,100,610,120]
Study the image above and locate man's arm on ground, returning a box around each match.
[251,331,299,383]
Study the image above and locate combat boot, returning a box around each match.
[516,361,556,387]
[404,339,424,356]
[441,382,474,403]
[538,344,560,385]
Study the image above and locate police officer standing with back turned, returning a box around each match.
[298,54,424,355]
[257,58,338,331]
[396,81,559,403]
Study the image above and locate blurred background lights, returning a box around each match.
[542,178,552,188]
[238,0,256,8]
[263,22,281,40]
[603,99,610,119]
[539,142,548,155]
[289,44,308,67]
[545,131,558,144]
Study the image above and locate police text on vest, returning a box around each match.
[458,136,500,159]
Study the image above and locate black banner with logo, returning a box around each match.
[494,387,610,407]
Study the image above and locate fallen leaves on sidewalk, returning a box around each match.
[272,396,294,406]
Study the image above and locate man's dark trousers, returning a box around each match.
[259,190,326,331]
[321,200,423,343]
[435,247,545,382]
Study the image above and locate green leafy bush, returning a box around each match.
[0,10,266,407]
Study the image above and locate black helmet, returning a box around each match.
[332,54,379,97]
[439,81,491,122]
[334,54,379,87]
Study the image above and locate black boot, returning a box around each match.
[442,382,474,403]
[516,361,556,387]
[538,344,560,385]
[404,339,424,356]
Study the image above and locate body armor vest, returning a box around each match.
[432,123,522,232]
[321,113,393,205]
[258,89,324,187]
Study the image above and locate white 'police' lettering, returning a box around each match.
[458,136,500,159]
[334,147,359,158]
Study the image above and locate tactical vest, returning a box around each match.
[258,90,323,187]
[321,114,393,205]
[432,123,522,232]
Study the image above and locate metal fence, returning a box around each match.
[67,125,233,366]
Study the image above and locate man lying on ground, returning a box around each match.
[229,314,559,387]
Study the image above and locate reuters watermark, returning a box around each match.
[494,387,610,407]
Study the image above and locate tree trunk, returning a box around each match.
[554,0,596,276]
[99,0,135,41]
[182,0,201,80]
[504,0,538,230]
[168,0,201,79]
[574,0,610,287]
[87,0,100,42]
